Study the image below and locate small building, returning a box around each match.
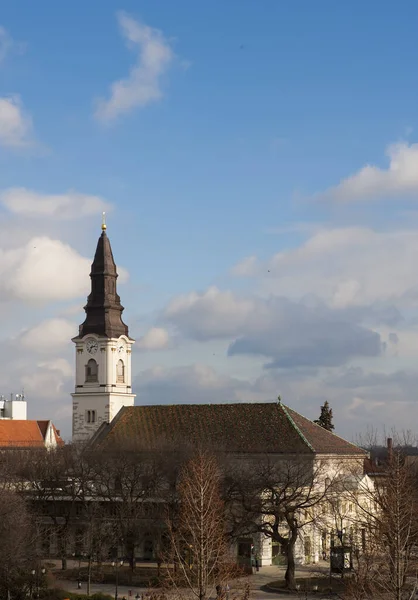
[0,420,64,449]
[0,393,27,420]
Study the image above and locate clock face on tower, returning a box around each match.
[86,338,98,354]
[118,344,125,354]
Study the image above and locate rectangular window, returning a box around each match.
[86,410,97,424]
[117,360,125,383]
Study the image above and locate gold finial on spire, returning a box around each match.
[101,211,107,231]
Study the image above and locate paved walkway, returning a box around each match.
[55,562,335,600]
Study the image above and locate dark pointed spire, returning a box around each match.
[78,217,129,338]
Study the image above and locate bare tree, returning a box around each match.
[20,445,84,570]
[225,456,336,590]
[0,488,37,600]
[345,446,418,600]
[89,441,166,573]
[166,451,232,600]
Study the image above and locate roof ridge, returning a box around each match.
[88,406,129,448]
[280,403,315,453]
[136,401,279,408]
[285,405,365,454]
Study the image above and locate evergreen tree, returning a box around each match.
[314,400,334,431]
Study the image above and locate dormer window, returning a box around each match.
[117,359,125,383]
[85,359,98,383]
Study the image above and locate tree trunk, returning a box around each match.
[59,531,68,570]
[284,532,298,589]
[87,557,92,597]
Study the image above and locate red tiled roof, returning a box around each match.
[0,420,45,447]
[93,402,364,456]
[0,420,64,447]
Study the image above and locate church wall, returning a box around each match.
[72,333,135,442]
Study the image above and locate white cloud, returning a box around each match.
[135,363,255,405]
[0,321,74,434]
[316,142,418,203]
[164,286,382,368]
[0,237,90,303]
[0,26,24,64]
[21,369,69,402]
[37,358,73,378]
[165,287,256,340]
[231,255,258,277]
[21,318,75,353]
[0,187,111,219]
[95,12,174,122]
[0,96,32,148]
[0,26,13,63]
[137,327,170,350]
[234,226,418,309]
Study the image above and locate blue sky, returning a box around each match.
[2,1,418,440]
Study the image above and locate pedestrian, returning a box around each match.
[255,554,259,572]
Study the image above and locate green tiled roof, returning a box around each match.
[93,402,364,456]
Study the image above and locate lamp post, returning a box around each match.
[72,552,83,589]
[30,567,46,599]
[111,559,124,600]
[30,570,35,599]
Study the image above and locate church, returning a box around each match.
[70,222,369,567]
[71,218,135,443]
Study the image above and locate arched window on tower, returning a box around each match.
[117,359,125,383]
[85,359,98,383]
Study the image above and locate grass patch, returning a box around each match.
[40,591,112,600]
[55,565,164,587]
[265,576,346,594]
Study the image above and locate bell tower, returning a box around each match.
[71,216,135,443]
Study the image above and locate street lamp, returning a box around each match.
[30,570,36,599]
[72,552,83,589]
[111,559,124,600]
[30,567,46,599]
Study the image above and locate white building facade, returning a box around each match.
[0,393,27,420]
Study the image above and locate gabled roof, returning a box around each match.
[37,420,49,439]
[92,402,364,456]
[51,423,64,446]
[284,406,364,455]
[0,420,64,448]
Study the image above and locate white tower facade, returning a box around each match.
[72,221,135,443]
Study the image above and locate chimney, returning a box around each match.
[387,437,393,462]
